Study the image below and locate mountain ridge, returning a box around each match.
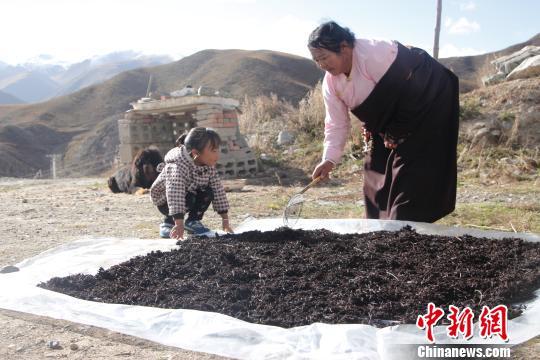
[0,51,173,103]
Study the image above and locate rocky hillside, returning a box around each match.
[460,77,539,146]
[440,33,540,92]
[457,77,539,182]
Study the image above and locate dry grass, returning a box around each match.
[458,144,539,182]
[288,82,326,142]
[238,81,344,145]
[238,93,295,151]
[239,82,366,174]
[241,83,539,187]
[238,83,326,150]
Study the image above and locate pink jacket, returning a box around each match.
[322,38,398,163]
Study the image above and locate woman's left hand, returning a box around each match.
[383,139,398,149]
[383,132,407,150]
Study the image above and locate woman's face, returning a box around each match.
[309,43,352,76]
[192,142,220,167]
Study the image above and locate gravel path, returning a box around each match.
[0,178,228,360]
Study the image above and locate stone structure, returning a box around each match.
[118,94,257,178]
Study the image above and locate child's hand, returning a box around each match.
[171,222,185,240]
[222,218,234,234]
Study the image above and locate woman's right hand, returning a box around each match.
[170,222,185,241]
[312,160,335,181]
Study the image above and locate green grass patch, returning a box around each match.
[497,111,515,123]
[438,202,540,233]
[459,99,482,121]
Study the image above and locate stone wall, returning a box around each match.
[118,97,257,179]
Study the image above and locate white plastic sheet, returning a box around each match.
[0,219,539,360]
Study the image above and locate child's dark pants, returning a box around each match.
[158,187,214,225]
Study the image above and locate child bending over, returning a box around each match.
[150,127,233,239]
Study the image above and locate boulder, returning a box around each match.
[491,46,540,75]
[506,55,540,80]
[482,72,506,86]
[277,130,295,146]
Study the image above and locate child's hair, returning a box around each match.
[175,127,221,152]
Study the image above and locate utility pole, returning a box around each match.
[46,154,61,179]
[433,0,442,60]
[146,75,153,98]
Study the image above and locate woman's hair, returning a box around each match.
[176,127,221,153]
[308,21,355,53]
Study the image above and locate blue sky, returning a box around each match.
[0,0,538,64]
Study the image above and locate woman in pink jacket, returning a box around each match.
[309,21,459,222]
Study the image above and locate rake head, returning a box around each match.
[283,193,305,227]
[283,176,322,227]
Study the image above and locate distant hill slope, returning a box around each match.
[53,54,174,97]
[440,33,540,92]
[1,71,60,103]
[0,90,24,105]
[0,49,322,130]
[0,49,323,177]
[150,49,323,103]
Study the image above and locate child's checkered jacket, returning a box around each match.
[150,146,229,218]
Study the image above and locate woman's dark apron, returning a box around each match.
[351,43,459,223]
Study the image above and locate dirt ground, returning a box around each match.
[0,176,538,359]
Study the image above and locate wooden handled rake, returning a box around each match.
[283,176,322,227]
